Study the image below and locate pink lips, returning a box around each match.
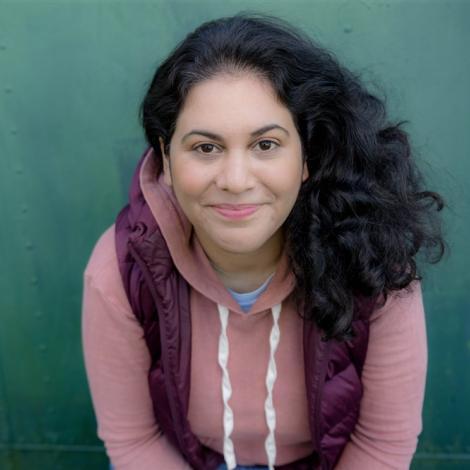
[211,204,260,220]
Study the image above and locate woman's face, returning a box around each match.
[160,73,308,259]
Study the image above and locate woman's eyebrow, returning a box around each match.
[181,124,289,143]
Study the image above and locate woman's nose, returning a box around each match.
[215,153,256,193]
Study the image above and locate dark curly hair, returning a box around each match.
[139,12,448,341]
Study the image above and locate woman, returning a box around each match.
[81,13,447,470]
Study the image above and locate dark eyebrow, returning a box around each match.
[181,124,289,143]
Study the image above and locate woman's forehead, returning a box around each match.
[174,75,294,138]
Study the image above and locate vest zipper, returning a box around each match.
[313,336,331,469]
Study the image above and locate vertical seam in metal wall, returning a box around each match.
[0,345,13,470]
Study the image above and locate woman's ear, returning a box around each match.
[159,137,172,187]
[302,160,309,182]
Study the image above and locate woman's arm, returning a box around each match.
[81,226,192,470]
[334,280,428,470]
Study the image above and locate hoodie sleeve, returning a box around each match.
[334,279,427,470]
[81,226,192,470]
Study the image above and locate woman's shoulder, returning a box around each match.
[83,223,131,313]
[368,279,426,332]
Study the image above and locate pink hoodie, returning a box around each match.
[81,149,428,469]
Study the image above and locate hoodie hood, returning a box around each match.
[139,146,296,316]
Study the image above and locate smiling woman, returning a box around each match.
[81,12,447,470]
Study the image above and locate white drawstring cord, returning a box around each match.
[264,303,281,470]
[217,304,236,470]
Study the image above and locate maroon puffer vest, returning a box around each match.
[114,147,380,470]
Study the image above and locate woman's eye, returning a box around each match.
[256,139,278,151]
[194,143,218,154]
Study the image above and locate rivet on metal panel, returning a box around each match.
[30,277,38,286]
[34,310,43,318]
[21,204,28,213]
[0,45,6,50]
[25,241,34,250]
[4,87,12,94]
[343,25,353,34]
[39,343,47,352]
[15,167,23,175]
[43,375,51,383]
[11,128,17,135]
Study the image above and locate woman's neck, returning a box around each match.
[195,229,283,293]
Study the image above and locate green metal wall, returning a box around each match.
[1,1,468,468]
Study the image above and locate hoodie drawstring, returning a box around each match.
[217,303,282,470]
[217,304,236,469]
[264,303,281,469]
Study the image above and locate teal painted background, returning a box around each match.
[0,0,468,468]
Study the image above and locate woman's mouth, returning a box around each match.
[211,204,260,220]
